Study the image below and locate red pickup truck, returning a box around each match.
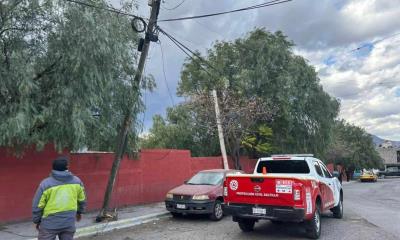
[223,154,343,239]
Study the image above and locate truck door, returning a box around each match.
[319,162,337,209]
[313,161,332,210]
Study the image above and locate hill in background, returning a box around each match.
[371,135,400,148]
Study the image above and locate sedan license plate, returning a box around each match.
[252,207,266,215]
[176,204,186,209]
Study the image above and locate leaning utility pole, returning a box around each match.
[98,0,161,221]
[212,89,229,170]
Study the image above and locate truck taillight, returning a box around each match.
[294,189,301,201]
[223,187,228,197]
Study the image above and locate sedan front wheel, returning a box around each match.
[210,200,224,221]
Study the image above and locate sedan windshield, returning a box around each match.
[187,172,224,185]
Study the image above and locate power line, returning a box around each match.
[159,0,293,22]
[158,27,217,78]
[162,0,186,10]
[63,0,146,19]
[162,27,399,91]
[193,19,225,39]
[159,27,224,77]
[159,41,175,106]
[139,57,149,134]
[350,32,400,52]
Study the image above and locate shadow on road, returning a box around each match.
[169,212,338,239]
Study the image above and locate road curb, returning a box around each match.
[28,211,170,240]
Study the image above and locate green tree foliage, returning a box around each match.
[0,0,153,152]
[242,124,275,158]
[143,29,340,167]
[180,29,339,159]
[140,103,220,157]
[326,120,383,169]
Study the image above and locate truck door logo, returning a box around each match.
[230,180,238,191]
[254,185,261,192]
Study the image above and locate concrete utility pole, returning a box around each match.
[98,0,161,221]
[212,89,229,170]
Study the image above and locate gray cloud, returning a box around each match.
[110,0,400,140]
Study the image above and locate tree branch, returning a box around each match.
[0,27,30,37]
[33,56,63,81]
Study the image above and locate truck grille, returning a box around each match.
[173,194,192,201]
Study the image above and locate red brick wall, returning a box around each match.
[0,146,257,223]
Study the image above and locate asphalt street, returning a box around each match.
[80,178,400,240]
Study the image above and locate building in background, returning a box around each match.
[376,140,400,169]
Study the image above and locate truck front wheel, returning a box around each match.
[331,194,343,219]
[238,219,256,232]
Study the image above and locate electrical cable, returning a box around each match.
[158,27,222,77]
[159,41,176,106]
[159,0,293,22]
[63,0,147,19]
[160,28,399,113]
[162,0,186,10]
[139,57,149,134]
[193,19,225,38]
[351,32,400,52]
[159,28,215,77]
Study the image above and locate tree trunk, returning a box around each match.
[233,139,242,170]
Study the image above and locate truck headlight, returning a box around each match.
[166,193,173,199]
[192,194,209,200]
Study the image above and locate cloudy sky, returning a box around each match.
[111,0,400,141]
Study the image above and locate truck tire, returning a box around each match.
[270,220,283,224]
[171,212,182,218]
[238,219,255,232]
[210,200,224,221]
[331,194,343,219]
[306,204,321,239]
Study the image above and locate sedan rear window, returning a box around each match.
[256,160,310,174]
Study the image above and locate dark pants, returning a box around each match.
[38,227,75,240]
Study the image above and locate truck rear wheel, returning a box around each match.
[306,204,321,239]
[270,220,283,224]
[238,219,255,232]
[171,212,182,218]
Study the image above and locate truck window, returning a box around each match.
[256,160,310,174]
[320,163,333,178]
[314,162,323,177]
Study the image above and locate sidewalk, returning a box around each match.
[0,202,169,240]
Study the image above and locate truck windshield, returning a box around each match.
[256,160,310,174]
[187,172,224,185]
